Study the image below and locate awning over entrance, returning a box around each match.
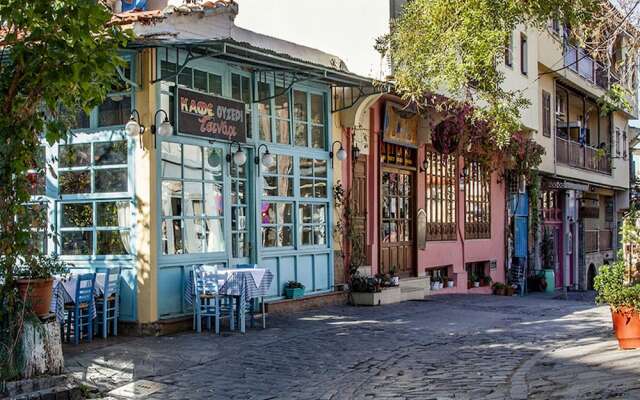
[127,38,390,110]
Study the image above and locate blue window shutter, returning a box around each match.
[514,216,528,258]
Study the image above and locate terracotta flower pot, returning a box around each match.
[16,278,53,317]
[611,307,640,349]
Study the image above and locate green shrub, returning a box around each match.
[594,261,640,312]
[284,281,305,290]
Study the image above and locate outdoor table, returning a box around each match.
[185,266,274,333]
[50,272,105,324]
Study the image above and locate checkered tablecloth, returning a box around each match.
[184,266,273,306]
[50,273,105,323]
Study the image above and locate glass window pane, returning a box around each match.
[278,155,293,175]
[59,143,90,167]
[278,177,293,197]
[161,142,182,179]
[277,203,292,224]
[232,206,247,230]
[59,171,90,194]
[262,227,277,247]
[183,144,203,180]
[97,230,130,255]
[205,218,225,252]
[313,204,326,223]
[278,226,293,246]
[194,69,208,92]
[301,178,314,197]
[34,146,46,170]
[300,158,313,177]
[94,141,127,165]
[261,202,276,224]
[204,148,223,181]
[300,204,312,223]
[61,203,93,228]
[314,180,327,198]
[262,176,277,197]
[162,180,182,217]
[295,123,308,147]
[95,168,127,193]
[97,201,129,227]
[27,171,45,196]
[178,67,192,87]
[311,94,324,124]
[258,82,271,115]
[232,180,246,205]
[314,226,326,245]
[241,77,251,103]
[205,182,223,217]
[294,90,307,121]
[183,218,204,254]
[232,232,248,258]
[275,87,289,119]
[314,159,327,178]
[231,74,241,100]
[312,125,325,149]
[184,181,203,216]
[61,231,92,255]
[275,119,290,145]
[302,226,313,245]
[162,219,183,255]
[98,95,131,127]
[208,74,222,95]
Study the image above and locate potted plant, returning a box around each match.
[471,273,480,288]
[483,275,493,287]
[14,255,68,317]
[284,281,305,299]
[447,277,454,288]
[594,261,640,349]
[492,282,506,296]
[505,284,516,296]
[389,266,400,286]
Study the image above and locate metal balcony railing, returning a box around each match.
[564,44,618,90]
[555,137,611,174]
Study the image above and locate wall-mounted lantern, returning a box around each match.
[255,143,274,176]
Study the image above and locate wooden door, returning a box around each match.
[351,156,367,265]
[380,167,415,276]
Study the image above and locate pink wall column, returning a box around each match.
[367,102,382,275]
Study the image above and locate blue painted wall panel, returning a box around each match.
[314,254,329,291]
[509,193,529,217]
[297,256,314,292]
[158,266,185,317]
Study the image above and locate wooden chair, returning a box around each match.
[64,273,96,345]
[193,265,222,334]
[95,267,121,338]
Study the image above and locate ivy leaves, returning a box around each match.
[382,0,600,147]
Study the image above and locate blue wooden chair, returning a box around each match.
[193,265,222,334]
[64,273,96,345]
[95,267,121,338]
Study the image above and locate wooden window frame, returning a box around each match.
[542,90,552,137]
[464,161,491,239]
[424,150,457,241]
[505,32,513,68]
[520,33,528,76]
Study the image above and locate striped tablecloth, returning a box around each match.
[50,273,105,323]
[184,266,273,306]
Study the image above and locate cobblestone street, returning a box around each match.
[65,295,640,399]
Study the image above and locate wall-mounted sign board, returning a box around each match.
[177,87,246,143]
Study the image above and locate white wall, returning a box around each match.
[234,0,391,79]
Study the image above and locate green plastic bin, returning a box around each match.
[543,269,555,293]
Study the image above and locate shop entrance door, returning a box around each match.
[229,149,252,265]
[351,156,368,264]
[380,167,415,276]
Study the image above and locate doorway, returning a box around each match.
[380,166,415,276]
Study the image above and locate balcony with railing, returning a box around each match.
[584,229,613,253]
[564,44,619,91]
[555,136,611,174]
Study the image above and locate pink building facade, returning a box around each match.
[337,95,506,293]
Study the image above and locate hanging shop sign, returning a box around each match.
[177,88,246,142]
[383,102,418,148]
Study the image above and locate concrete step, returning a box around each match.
[400,286,426,301]
[399,276,430,290]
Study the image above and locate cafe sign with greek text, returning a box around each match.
[177,88,246,142]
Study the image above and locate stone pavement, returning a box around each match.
[64,294,640,399]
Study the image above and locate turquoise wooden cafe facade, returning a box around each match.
[31,6,372,327]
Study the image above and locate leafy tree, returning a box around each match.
[0,0,129,380]
[378,0,630,146]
